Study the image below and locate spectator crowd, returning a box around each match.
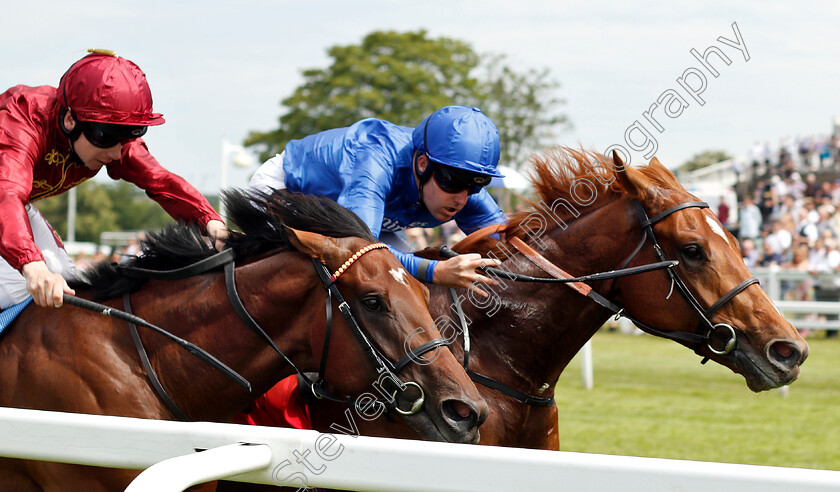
[735,135,840,271]
[733,134,840,337]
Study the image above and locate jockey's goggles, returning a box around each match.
[78,120,147,148]
[431,162,492,195]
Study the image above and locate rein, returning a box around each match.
[509,202,756,353]
[310,256,447,414]
[441,199,759,406]
[439,237,678,408]
[441,246,678,285]
[447,287,555,408]
[70,243,444,420]
[501,201,758,360]
[61,293,250,392]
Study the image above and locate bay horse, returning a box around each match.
[293,148,809,456]
[0,190,487,491]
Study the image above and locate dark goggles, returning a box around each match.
[431,163,492,195]
[78,121,147,148]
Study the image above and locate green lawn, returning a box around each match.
[554,330,840,470]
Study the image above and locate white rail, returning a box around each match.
[125,443,271,491]
[753,268,840,331]
[0,407,838,492]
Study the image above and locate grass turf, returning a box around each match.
[554,330,840,470]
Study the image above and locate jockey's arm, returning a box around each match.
[0,166,75,308]
[430,188,507,296]
[335,149,502,296]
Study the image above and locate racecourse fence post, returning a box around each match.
[581,340,594,390]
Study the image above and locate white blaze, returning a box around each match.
[390,268,409,285]
[705,215,730,246]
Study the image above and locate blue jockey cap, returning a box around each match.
[412,106,504,177]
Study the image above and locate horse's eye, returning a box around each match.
[362,296,385,312]
[682,244,703,260]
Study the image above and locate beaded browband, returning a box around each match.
[330,243,389,282]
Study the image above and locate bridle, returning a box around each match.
[623,201,760,358]
[444,199,760,406]
[306,244,449,416]
[499,200,759,357]
[66,242,448,420]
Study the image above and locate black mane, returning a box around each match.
[73,189,375,300]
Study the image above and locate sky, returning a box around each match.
[4,1,840,195]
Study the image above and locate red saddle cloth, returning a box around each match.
[232,375,312,430]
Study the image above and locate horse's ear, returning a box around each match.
[611,151,651,200]
[611,149,626,170]
[649,156,667,172]
[285,227,333,261]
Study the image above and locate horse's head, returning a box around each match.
[230,190,487,443]
[610,153,808,391]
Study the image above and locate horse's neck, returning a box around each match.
[454,198,639,390]
[140,253,321,421]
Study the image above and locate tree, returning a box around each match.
[36,180,116,243]
[246,30,569,169]
[247,30,480,162]
[680,150,732,172]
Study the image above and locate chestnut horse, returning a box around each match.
[0,190,487,491]
[291,148,809,459]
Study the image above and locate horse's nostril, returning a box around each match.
[773,341,794,359]
[451,400,471,419]
[768,339,806,369]
[442,400,474,423]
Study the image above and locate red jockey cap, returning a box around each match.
[58,49,165,126]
